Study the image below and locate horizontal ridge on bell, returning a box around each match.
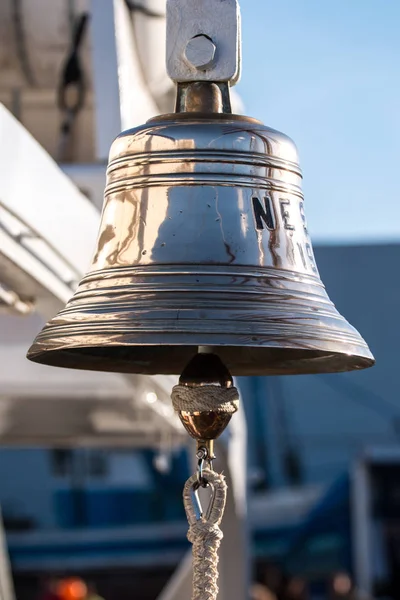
[27,112,374,375]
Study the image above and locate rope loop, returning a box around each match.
[184,470,227,527]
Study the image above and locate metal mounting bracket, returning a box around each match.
[166,0,241,85]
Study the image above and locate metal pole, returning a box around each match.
[0,507,16,600]
[217,391,249,600]
[351,457,373,597]
[90,0,158,161]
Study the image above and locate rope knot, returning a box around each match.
[188,522,224,544]
[171,384,239,414]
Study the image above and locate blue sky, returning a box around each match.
[236,0,400,244]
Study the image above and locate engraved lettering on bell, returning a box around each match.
[279,199,295,231]
[305,242,318,273]
[27,113,374,376]
[252,196,275,231]
[299,201,308,235]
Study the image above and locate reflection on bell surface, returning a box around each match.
[27,107,374,375]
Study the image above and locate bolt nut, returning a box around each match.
[184,35,216,70]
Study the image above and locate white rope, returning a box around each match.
[183,469,227,600]
[174,381,238,599]
[171,384,239,414]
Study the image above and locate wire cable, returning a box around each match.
[56,13,89,161]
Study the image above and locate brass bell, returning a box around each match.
[27,82,374,376]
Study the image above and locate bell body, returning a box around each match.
[27,113,374,375]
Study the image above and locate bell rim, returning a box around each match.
[26,262,374,376]
[27,337,375,376]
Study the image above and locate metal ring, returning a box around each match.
[197,457,209,487]
[196,446,213,487]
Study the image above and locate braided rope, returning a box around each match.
[171,384,239,414]
[183,470,227,600]
[175,380,238,599]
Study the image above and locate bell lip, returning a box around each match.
[26,341,375,377]
[146,112,263,125]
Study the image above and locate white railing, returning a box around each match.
[0,103,99,315]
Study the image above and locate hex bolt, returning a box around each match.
[184,34,216,70]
